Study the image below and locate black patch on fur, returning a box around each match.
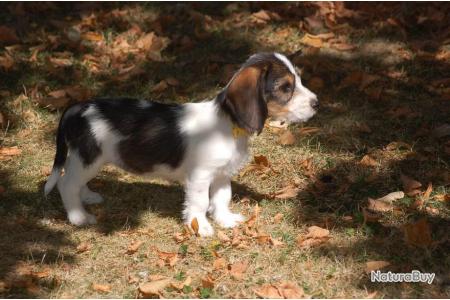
[93,98,186,173]
[60,103,102,166]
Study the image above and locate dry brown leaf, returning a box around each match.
[139,278,171,297]
[191,218,199,236]
[126,240,143,254]
[331,42,356,51]
[300,34,323,48]
[165,77,180,86]
[403,218,433,248]
[400,174,422,196]
[360,155,378,167]
[421,182,432,202]
[76,242,91,253]
[273,213,284,224]
[305,226,329,239]
[435,194,450,202]
[0,53,14,70]
[170,276,191,290]
[254,155,270,167]
[213,257,227,270]
[385,141,411,151]
[273,184,299,199]
[49,57,73,67]
[298,127,320,136]
[256,234,271,245]
[92,283,111,293]
[278,281,305,299]
[0,146,21,157]
[32,267,51,278]
[252,10,271,23]
[279,130,296,145]
[217,230,230,243]
[254,284,283,299]
[151,80,169,93]
[201,274,215,288]
[365,261,391,273]
[367,198,393,212]
[82,31,103,42]
[157,250,178,267]
[229,260,248,280]
[149,274,167,281]
[365,291,378,299]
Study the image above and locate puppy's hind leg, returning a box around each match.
[57,153,104,226]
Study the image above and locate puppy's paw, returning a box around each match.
[185,216,214,237]
[68,210,97,226]
[214,212,244,228]
[81,191,104,204]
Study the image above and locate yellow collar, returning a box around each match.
[232,124,248,139]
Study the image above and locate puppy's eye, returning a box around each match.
[280,83,292,93]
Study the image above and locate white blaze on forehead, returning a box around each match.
[274,52,296,75]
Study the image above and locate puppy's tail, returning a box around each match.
[44,110,69,197]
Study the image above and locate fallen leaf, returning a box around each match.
[229,260,248,280]
[278,281,305,299]
[126,240,143,254]
[385,141,411,151]
[201,274,215,288]
[400,174,422,196]
[425,206,439,216]
[213,257,227,270]
[363,208,381,223]
[49,57,73,67]
[191,218,199,235]
[252,10,271,23]
[305,226,329,239]
[151,80,169,93]
[254,155,269,167]
[367,198,393,212]
[365,291,378,299]
[170,276,191,290]
[359,155,378,167]
[297,225,330,248]
[298,127,320,136]
[279,130,296,145]
[435,194,450,202]
[256,234,271,245]
[32,267,51,278]
[421,182,433,202]
[0,146,21,158]
[365,261,391,273]
[0,53,14,70]
[300,34,323,48]
[254,284,283,299]
[139,278,171,297]
[272,184,299,199]
[217,231,230,243]
[92,283,111,293]
[157,250,178,267]
[403,218,433,248]
[76,242,91,253]
[82,31,103,42]
[165,77,180,86]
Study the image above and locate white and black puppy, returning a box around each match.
[44,52,318,236]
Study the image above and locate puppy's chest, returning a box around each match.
[218,137,249,176]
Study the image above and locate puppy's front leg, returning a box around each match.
[183,170,214,237]
[209,176,244,228]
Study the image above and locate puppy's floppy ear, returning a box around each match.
[218,62,270,134]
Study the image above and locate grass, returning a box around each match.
[1,2,450,299]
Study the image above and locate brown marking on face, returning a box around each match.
[267,101,291,119]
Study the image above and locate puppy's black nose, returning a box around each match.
[310,98,319,110]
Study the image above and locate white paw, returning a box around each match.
[68,210,97,226]
[81,191,104,204]
[214,212,244,228]
[185,216,214,237]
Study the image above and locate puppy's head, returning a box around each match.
[218,52,318,134]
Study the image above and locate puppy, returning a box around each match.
[44,52,318,236]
